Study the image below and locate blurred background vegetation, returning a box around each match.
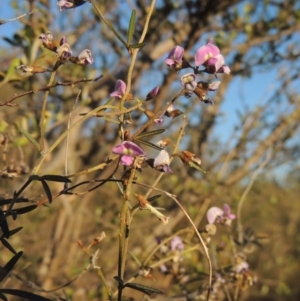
[0,0,300,300]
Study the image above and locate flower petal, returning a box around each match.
[206,206,224,224]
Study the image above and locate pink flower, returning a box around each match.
[223,204,236,220]
[206,204,236,225]
[145,86,159,101]
[195,39,220,67]
[195,39,230,74]
[165,46,184,69]
[110,80,126,99]
[112,141,146,166]
[171,236,184,251]
[57,0,87,11]
[207,207,224,224]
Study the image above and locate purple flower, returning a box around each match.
[171,236,184,251]
[165,46,184,69]
[59,36,67,46]
[207,204,236,225]
[57,0,86,11]
[112,141,146,166]
[146,86,159,101]
[195,39,230,74]
[78,49,93,65]
[207,207,224,224]
[154,116,164,126]
[39,31,57,52]
[154,150,173,173]
[195,39,220,67]
[180,73,197,92]
[56,42,72,61]
[204,54,230,74]
[234,261,249,273]
[110,80,126,99]
[223,203,236,220]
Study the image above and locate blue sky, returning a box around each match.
[1,1,298,178]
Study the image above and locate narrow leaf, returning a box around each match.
[136,129,165,139]
[134,139,162,151]
[0,238,17,254]
[0,209,9,238]
[188,161,207,173]
[147,195,162,203]
[29,175,41,182]
[105,20,127,48]
[0,289,53,301]
[124,282,164,295]
[0,251,23,282]
[8,227,23,236]
[113,276,123,286]
[129,42,146,49]
[41,180,52,203]
[127,9,136,45]
[41,175,71,183]
[0,292,8,301]
[11,205,37,215]
[18,127,41,151]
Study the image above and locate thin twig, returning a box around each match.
[134,181,213,298]
[65,90,81,177]
[0,75,102,106]
[237,149,272,243]
[0,11,33,25]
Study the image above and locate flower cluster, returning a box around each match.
[112,141,173,173]
[38,31,93,69]
[165,39,230,104]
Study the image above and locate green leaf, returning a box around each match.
[136,129,165,139]
[0,289,53,301]
[188,161,207,173]
[18,127,41,151]
[124,282,164,296]
[127,9,136,45]
[105,20,127,48]
[129,42,146,49]
[41,175,71,183]
[134,139,162,151]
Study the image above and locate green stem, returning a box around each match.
[39,70,57,152]
[32,101,142,174]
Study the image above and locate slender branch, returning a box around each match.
[0,11,33,25]
[39,70,57,152]
[133,181,213,297]
[65,90,80,177]
[0,75,102,106]
[237,149,272,243]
